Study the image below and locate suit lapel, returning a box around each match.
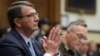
[10,29,32,56]
[59,43,75,56]
[32,39,44,56]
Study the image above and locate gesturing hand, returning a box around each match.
[41,26,62,56]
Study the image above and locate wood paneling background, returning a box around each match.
[0,0,14,27]
[0,0,60,27]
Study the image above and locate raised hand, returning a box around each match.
[41,26,62,56]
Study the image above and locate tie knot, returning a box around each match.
[27,41,32,47]
[27,41,30,47]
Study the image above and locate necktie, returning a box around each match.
[27,40,36,56]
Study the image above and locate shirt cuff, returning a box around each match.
[44,53,60,56]
[44,53,52,56]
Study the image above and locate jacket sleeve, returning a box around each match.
[0,46,24,56]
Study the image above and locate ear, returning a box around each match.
[14,18,22,27]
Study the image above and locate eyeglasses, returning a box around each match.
[18,12,38,18]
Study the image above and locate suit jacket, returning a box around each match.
[59,43,81,56]
[87,51,100,56]
[0,29,44,56]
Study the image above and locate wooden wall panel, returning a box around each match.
[30,0,49,19]
[0,0,60,27]
[0,0,14,27]
[30,0,60,25]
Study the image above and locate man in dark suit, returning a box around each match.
[0,1,62,56]
[59,20,88,56]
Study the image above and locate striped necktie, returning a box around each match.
[27,40,36,56]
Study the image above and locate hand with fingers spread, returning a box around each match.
[41,26,62,56]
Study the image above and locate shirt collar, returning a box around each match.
[19,32,31,44]
[65,45,69,50]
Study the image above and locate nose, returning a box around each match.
[34,15,39,22]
